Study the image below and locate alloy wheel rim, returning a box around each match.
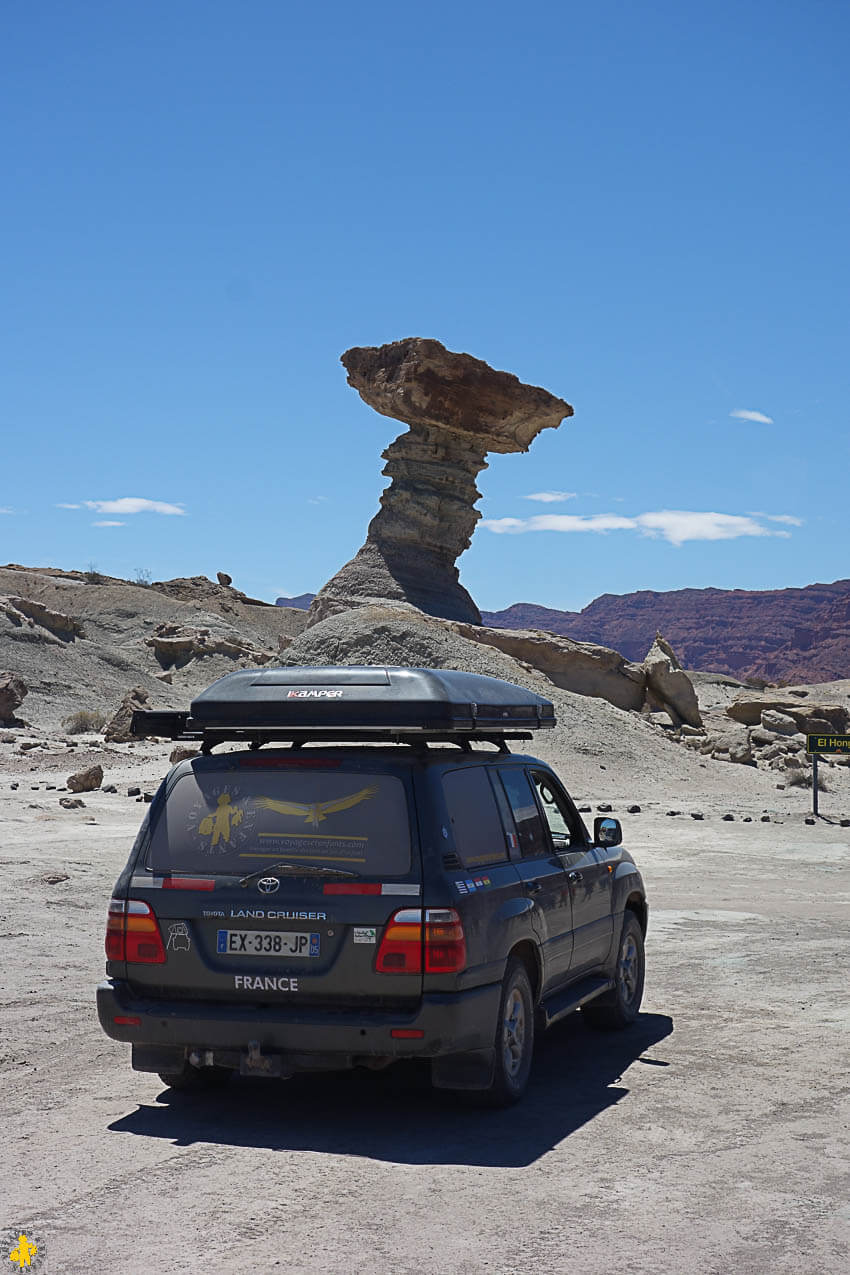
[502,987,526,1078]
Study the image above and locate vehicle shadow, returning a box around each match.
[108,1012,673,1167]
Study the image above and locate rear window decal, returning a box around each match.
[148,770,410,877]
[255,785,377,828]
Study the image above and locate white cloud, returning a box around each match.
[0,506,13,514]
[731,409,774,424]
[525,490,577,503]
[483,514,637,535]
[92,520,125,527]
[84,497,185,515]
[481,509,794,546]
[56,502,81,509]
[747,512,804,526]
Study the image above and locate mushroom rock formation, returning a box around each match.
[308,338,572,626]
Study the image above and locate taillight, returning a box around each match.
[105,899,167,964]
[375,909,466,975]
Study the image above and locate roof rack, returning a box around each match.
[131,666,555,754]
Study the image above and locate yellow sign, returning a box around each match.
[198,792,245,845]
[8,1235,37,1269]
[256,786,378,829]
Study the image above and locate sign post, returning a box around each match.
[806,734,850,818]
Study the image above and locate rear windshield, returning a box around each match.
[145,769,411,876]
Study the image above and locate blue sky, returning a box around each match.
[2,0,847,612]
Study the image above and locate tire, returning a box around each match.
[469,957,536,1107]
[583,912,645,1031]
[157,1062,232,1092]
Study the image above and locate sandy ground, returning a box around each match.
[1,741,849,1275]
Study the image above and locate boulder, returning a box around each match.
[449,623,646,711]
[216,572,233,587]
[761,710,798,735]
[308,339,572,626]
[169,745,200,764]
[728,691,850,733]
[67,764,103,793]
[104,686,151,742]
[641,634,702,728]
[0,672,27,723]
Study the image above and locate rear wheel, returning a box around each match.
[583,912,645,1030]
[469,957,535,1107]
[157,1062,232,1092]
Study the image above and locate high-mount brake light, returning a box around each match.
[105,898,167,964]
[375,908,466,975]
[162,877,214,891]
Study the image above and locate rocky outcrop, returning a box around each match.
[308,339,572,626]
[726,690,849,733]
[104,687,152,742]
[482,578,850,684]
[150,575,272,610]
[450,623,646,711]
[641,633,702,728]
[144,623,276,669]
[8,597,82,641]
[0,672,27,723]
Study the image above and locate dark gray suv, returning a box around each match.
[97,666,647,1106]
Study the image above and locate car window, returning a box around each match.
[442,767,510,868]
[496,768,548,858]
[531,771,583,849]
[145,768,411,876]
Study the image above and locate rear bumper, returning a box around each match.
[96,978,501,1062]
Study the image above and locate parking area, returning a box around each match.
[1,793,848,1274]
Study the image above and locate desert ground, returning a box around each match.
[1,721,848,1275]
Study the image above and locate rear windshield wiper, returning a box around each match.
[238,861,358,888]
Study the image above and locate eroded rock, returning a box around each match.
[145,623,275,669]
[0,672,27,723]
[67,764,103,793]
[308,339,572,626]
[104,687,151,742]
[449,624,645,711]
[641,633,702,728]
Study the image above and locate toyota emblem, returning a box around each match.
[257,877,280,894]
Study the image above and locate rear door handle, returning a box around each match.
[568,871,583,884]
[527,881,543,894]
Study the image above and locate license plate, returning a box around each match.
[216,929,320,958]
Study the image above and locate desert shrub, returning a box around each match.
[62,709,108,735]
[84,561,103,584]
[132,567,152,587]
[786,768,828,791]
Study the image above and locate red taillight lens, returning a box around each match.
[375,909,466,975]
[105,899,167,964]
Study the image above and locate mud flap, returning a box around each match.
[132,1044,186,1073]
[431,1047,496,1091]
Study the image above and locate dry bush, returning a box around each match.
[62,709,107,735]
[786,768,828,792]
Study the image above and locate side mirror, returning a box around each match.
[594,816,622,848]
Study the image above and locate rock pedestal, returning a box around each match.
[308,339,572,626]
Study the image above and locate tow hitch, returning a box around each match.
[240,1040,287,1078]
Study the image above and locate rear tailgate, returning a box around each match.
[124,755,423,1009]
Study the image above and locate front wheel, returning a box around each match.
[583,913,645,1030]
[470,958,536,1107]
